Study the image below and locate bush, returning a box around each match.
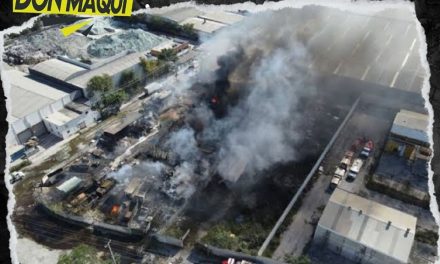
[10,159,32,172]
[201,221,268,255]
[139,57,170,78]
[87,74,113,96]
[158,48,178,62]
[101,90,127,108]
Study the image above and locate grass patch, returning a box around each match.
[201,220,268,255]
[164,224,187,239]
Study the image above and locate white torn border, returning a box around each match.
[1,0,438,263]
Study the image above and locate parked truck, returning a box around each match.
[347,158,364,179]
[330,167,346,189]
[340,151,354,170]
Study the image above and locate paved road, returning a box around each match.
[306,8,424,93]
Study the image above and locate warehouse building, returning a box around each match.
[314,189,417,264]
[66,51,148,98]
[385,109,431,160]
[371,109,431,207]
[7,70,76,145]
[152,7,244,37]
[6,69,99,148]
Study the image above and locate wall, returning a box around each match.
[44,110,99,139]
[314,226,406,264]
[8,94,73,145]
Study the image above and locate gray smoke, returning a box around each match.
[165,9,317,184]
[108,161,166,185]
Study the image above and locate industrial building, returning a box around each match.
[385,110,431,159]
[6,70,98,146]
[7,48,169,149]
[314,189,417,264]
[371,109,431,207]
[152,7,244,37]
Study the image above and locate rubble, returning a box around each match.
[87,29,165,58]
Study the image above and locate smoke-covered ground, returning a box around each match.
[156,8,359,225]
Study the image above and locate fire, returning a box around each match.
[110,204,120,216]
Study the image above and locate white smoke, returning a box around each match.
[108,161,166,184]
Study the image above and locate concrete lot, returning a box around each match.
[307,8,424,93]
[273,97,436,261]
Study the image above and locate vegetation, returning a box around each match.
[182,23,195,35]
[87,74,113,96]
[284,255,311,264]
[87,74,128,117]
[146,15,198,40]
[101,90,127,107]
[157,48,178,62]
[201,221,268,255]
[10,159,32,172]
[139,57,170,78]
[58,244,117,264]
[118,70,140,94]
[415,228,439,246]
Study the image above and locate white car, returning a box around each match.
[347,159,363,179]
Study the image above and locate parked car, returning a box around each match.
[347,158,363,180]
[330,167,346,189]
[360,140,374,159]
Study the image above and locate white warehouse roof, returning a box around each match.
[198,11,244,25]
[6,70,70,120]
[44,108,80,126]
[155,7,205,23]
[179,17,225,34]
[67,52,147,90]
[391,110,429,144]
[318,189,417,263]
[31,58,87,81]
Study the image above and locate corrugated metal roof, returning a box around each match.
[156,7,205,23]
[179,17,225,34]
[67,52,146,90]
[31,58,87,81]
[198,11,244,25]
[6,70,70,119]
[318,189,417,263]
[391,110,429,144]
[44,108,80,126]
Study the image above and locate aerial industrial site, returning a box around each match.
[2,3,438,264]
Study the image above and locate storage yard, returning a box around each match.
[5,5,437,264]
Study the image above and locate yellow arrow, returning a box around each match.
[60,19,93,37]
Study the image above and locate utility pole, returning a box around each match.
[105,240,117,264]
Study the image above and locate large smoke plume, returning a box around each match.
[165,9,317,191]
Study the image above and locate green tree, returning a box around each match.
[182,23,195,35]
[102,90,127,107]
[119,70,140,94]
[157,48,178,62]
[140,57,159,75]
[57,244,114,264]
[87,74,113,96]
